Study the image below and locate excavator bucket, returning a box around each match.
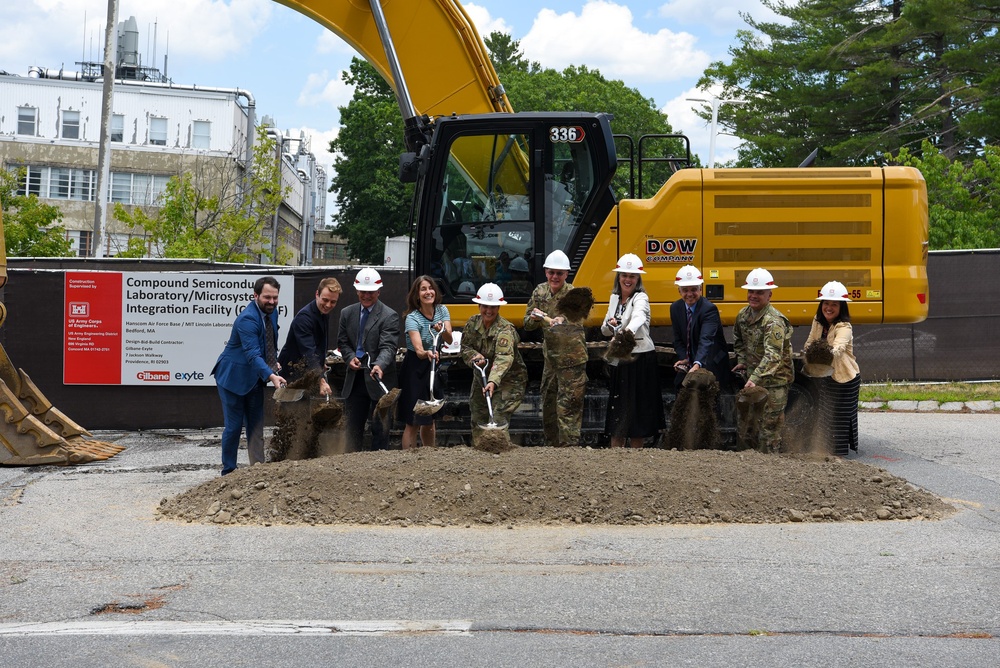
[0,347,124,467]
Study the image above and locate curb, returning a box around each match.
[860,400,998,412]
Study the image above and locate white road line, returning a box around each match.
[0,620,472,637]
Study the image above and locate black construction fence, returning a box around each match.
[0,250,996,430]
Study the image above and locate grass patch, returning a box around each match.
[860,382,1000,403]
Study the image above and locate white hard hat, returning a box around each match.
[354,267,383,292]
[674,264,703,286]
[510,257,529,273]
[472,283,506,306]
[543,250,571,271]
[741,268,778,290]
[817,280,851,302]
[614,253,646,274]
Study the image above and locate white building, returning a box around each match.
[0,16,324,264]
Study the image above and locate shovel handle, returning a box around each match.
[364,353,391,395]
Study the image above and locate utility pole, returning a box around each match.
[92,0,120,258]
[686,96,746,168]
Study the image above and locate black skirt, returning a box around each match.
[819,373,861,456]
[398,350,442,426]
[605,350,665,439]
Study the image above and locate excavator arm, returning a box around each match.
[277,0,511,119]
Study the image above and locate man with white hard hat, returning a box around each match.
[337,267,400,451]
[731,268,794,453]
[670,264,731,390]
[524,249,587,446]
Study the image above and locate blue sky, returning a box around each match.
[3,1,782,221]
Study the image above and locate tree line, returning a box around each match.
[4,2,998,258]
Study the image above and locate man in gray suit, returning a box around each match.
[337,267,400,451]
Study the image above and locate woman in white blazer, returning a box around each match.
[600,254,664,447]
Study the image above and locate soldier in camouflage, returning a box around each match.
[460,283,527,446]
[524,250,587,446]
[732,268,794,453]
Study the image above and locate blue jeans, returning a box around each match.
[217,383,265,475]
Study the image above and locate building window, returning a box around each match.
[66,230,93,257]
[17,107,37,136]
[111,114,125,142]
[149,117,167,146]
[192,121,211,149]
[61,110,81,139]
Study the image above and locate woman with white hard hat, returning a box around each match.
[460,284,527,447]
[523,249,588,446]
[600,253,664,448]
[803,280,861,456]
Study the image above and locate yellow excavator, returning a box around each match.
[282,0,927,326]
[0,208,124,465]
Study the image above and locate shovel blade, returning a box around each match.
[273,386,305,402]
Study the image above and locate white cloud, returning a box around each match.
[519,1,711,83]
[296,70,354,113]
[315,29,358,56]
[657,0,780,34]
[464,3,513,37]
[663,85,743,167]
[0,0,272,74]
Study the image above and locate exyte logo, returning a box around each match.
[174,371,205,382]
[136,371,171,382]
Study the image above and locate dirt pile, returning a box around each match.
[158,447,953,527]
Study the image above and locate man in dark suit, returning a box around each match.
[212,276,286,475]
[278,277,342,397]
[671,265,730,390]
[337,268,400,451]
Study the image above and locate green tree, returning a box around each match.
[328,58,413,264]
[114,130,286,262]
[0,169,72,257]
[889,141,1000,249]
[699,0,999,167]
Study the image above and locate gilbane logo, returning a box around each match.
[137,371,171,382]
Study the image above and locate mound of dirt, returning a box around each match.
[157,447,953,527]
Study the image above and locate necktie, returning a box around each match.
[686,306,694,363]
[356,307,369,359]
[264,317,278,371]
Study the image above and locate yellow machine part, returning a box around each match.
[0,209,124,466]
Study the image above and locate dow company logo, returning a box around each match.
[136,370,171,382]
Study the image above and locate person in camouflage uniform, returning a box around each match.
[524,250,587,446]
[732,268,794,453]
[460,283,527,446]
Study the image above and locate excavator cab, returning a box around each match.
[413,112,618,306]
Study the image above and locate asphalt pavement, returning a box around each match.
[1,412,998,667]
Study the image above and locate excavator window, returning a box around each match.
[418,113,616,305]
[428,131,536,301]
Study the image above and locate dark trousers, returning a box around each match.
[344,375,389,451]
[217,382,265,475]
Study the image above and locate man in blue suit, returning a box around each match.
[671,265,731,390]
[212,276,287,475]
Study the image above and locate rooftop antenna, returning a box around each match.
[152,19,158,70]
